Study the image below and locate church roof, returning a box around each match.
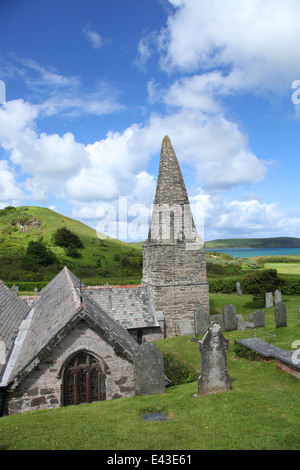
[1,267,139,387]
[86,284,160,329]
[0,280,30,377]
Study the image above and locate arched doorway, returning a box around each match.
[62,351,106,406]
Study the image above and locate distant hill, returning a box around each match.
[206,237,300,249]
[0,206,142,287]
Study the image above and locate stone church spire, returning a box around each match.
[147,135,198,245]
[153,135,190,207]
[143,136,209,338]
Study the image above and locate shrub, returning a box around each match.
[233,343,265,362]
[25,241,58,268]
[163,352,198,385]
[240,269,280,302]
[54,227,83,249]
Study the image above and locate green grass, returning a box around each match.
[1,292,300,450]
[264,263,300,276]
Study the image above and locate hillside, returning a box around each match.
[0,206,142,286]
[206,237,300,249]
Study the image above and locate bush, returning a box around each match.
[233,343,265,362]
[208,279,237,293]
[54,227,83,249]
[240,269,280,302]
[163,352,198,385]
[25,241,58,268]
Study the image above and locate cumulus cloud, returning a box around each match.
[160,0,300,93]
[0,160,25,202]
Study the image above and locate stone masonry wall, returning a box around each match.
[5,320,135,415]
[143,242,209,337]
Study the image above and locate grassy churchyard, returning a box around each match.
[0,292,299,451]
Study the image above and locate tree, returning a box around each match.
[241,269,280,302]
[25,241,57,267]
[54,227,83,249]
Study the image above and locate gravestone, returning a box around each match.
[209,314,224,330]
[275,301,287,328]
[237,315,254,330]
[254,310,265,328]
[197,322,230,396]
[133,343,166,395]
[178,318,193,336]
[194,306,210,335]
[223,304,237,331]
[237,314,246,331]
[236,282,243,296]
[298,308,300,326]
[274,290,282,305]
[265,292,273,309]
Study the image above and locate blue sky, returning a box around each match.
[1,0,300,242]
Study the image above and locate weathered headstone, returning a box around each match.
[254,310,265,328]
[197,322,230,396]
[178,318,193,336]
[236,282,243,296]
[274,290,282,305]
[194,306,210,335]
[223,304,237,331]
[11,284,18,294]
[209,314,224,330]
[34,287,38,294]
[237,315,254,330]
[275,301,287,328]
[133,343,166,395]
[237,314,246,331]
[265,292,273,308]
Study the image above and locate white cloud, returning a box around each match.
[0,160,25,202]
[159,0,300,93]
[83,24,106,49]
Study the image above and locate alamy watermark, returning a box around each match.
[0,80,6,105]
[95,196,204,250]
[291,80,300,105]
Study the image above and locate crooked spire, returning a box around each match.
[154,136,190,207]
[147,136,199,244]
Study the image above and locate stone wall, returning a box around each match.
[143,242,209,337]
[4,320,135,415]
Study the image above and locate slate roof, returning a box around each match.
[86,284,160,329]
[0,280,30,377]
[1,267,139,387]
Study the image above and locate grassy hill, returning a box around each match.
[0,206,142,287]
[206,237,300,249]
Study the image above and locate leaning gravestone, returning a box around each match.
[133,343,166,395]
[194,306,210,335]
[254,310,265,328]
[265,292,273,309]
[274,290,282,305]
[275,301,287,328]
[223,304,237,331]
[197,322,230,396]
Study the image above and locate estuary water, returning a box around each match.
[206,247,300,258]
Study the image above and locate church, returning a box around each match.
[0,136,209,415]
